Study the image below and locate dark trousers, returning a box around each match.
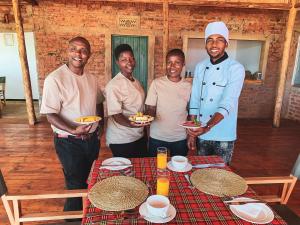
[109,136,147,158]
[197,139,235,165]
[54,133,100,212]
[148,137,189,157]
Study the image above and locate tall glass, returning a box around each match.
[157,147,168,169]
[156,169,170,196]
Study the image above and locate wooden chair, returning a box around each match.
[245,153,300,224]
[0,76,6,106]
[0,169,87,225]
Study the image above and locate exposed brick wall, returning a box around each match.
[0,1,289,119]
[284,20,300,122]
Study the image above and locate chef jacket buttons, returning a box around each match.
[199,114,203,117]
[202,82,206,85]
[213,82,216,85]
[210,98,213,102]
[216,67,220,70]
[201,98,204,101]
[209,115,212,118]
[206,67,209,69]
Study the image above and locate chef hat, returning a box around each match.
[205,21,229,43]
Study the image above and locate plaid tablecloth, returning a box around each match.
[82,156,286,225]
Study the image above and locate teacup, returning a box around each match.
[146,195,170,217]
[171,155,188,170]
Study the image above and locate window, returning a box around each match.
[182,34,270,82]
[292,37,300,87]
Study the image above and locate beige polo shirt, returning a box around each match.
[145,76,192,142]
[105,72,145,145]
[40,64,105,135]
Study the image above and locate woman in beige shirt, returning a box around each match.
[105,44,148,157]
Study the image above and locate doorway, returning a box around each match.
[111,35,148,90]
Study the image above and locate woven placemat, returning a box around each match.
[190,168,248,197]
[88,176,149,211]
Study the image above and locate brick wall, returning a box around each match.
[0,1,289,118]
[284,23,300,121]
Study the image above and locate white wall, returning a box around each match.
[0,32,39,99]
[236,40,262,73]
[186,38,262,75]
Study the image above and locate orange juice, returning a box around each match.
[157,153,167,169]
[157,177,170,196]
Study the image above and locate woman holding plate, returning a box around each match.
[105,44,149,157]
[145,49,192,156]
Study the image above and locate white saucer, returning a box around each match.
[139,202,176,223]
[167,161,192,172]
[229,197,274,224]
[101,157,131,170]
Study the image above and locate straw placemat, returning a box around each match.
[190,168,248,197]
[88,176,149,211]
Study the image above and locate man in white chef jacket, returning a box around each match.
[187,21,245,164]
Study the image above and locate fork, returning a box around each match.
[184,174,195,189]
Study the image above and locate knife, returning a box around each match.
[100,164,132,167]
[224,200,265,205]
[192,163,226,168]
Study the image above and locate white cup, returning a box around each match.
[171,155,188,170]
[146,195,170,217]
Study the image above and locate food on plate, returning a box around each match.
[74,116,101,123]
[182,118,202,127]
[129,112,154,124]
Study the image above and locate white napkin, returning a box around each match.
[233,203,264,218]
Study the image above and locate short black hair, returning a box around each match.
[69,36,91,53]
[166,48,185,62]
[114,44,134,60]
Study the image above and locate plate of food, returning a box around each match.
[74,116,102,125]
[179,119,206,129]
[129,112,154,124]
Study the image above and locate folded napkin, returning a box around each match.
[233,203,265,218]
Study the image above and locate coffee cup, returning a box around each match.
[171,155,188,170]
[146,195,170,217]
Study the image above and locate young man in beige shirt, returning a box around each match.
[40,37,104,213]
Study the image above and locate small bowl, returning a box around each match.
[171,156,188,170]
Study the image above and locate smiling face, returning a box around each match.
[116,51,136,77]
[166,55,185,80]
[67,40,91,74]
[205,34,228,62]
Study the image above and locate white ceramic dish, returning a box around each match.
[167,161,192,173]
[101,157,131,170]
[229,197,274,224]
[139,202,176,223]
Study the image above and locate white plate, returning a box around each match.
[229,197,274,224]
[167,161,192,173]
[101,157,131,170]
[139,202,176,223]
[179,122,206,129]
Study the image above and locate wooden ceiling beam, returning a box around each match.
[88,0,292,10]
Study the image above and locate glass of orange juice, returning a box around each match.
[156,169,170,196]
[157,147,168,169]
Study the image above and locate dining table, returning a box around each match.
[81,156,287,225]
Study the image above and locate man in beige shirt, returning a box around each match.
[40,37,104,213]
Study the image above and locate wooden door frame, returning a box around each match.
[105,30,155,90]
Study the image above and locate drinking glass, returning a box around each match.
[157,147,168,169]
[156,169,170,196]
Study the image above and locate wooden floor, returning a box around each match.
[0,101,299,224]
